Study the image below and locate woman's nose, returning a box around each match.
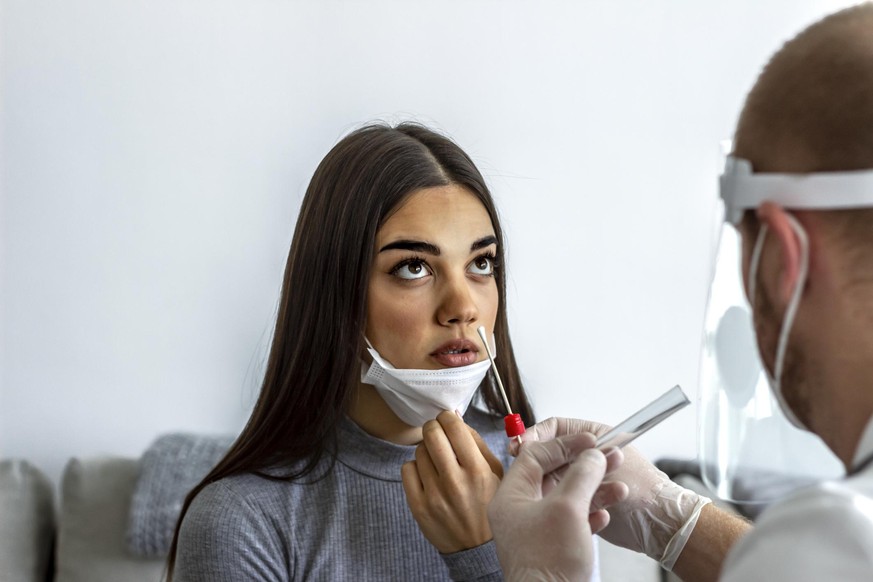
[436,277,479,326]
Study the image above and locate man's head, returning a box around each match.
[735,3,873,260]
[735,3,873,173]
[732,3,873,450]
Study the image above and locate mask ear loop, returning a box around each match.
[746,215,810,431]
[747,224,769,305]
[773,215,809,383]
[360,337,377,369]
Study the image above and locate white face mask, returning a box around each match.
[360,342,491,428]
[747,215,810,431]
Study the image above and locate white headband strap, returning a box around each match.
[720,156,873,224]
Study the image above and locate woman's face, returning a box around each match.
[366,184,499,370]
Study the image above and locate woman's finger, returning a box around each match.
[414,441,441,491]
[468,425,504,478]
[434,411,490,472]
[401,461,425,508]
[420,418,457,476]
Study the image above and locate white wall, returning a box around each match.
[1,0,856,487]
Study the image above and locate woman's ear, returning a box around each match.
[756,202,806,304]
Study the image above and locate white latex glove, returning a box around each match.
[512,417,711,572]
[488,432,628,582]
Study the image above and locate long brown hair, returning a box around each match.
[165,122,534,578]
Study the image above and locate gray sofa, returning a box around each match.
[1,432,234,582]
[0,454,669,582]
[1,457,165,582]
[4,446,722,582]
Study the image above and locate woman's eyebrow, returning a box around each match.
[379,239,441,255]
[379,235,497,255]
[471,235,498,251]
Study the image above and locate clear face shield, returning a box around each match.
[699,154,873,508]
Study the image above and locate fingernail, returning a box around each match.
[455,409,463,418]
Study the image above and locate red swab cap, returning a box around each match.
[477,326,526,441]
[504,413,526,437]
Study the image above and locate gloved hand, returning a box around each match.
[512,417,711,571]
[488,432,627,581]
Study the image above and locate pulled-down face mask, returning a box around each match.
[699,154,873,504]
[360,339,492,428]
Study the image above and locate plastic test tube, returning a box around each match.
[543,386,689,491]
[595,384,690,451]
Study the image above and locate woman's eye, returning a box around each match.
[392,260,430,280]
[468,256,494,276]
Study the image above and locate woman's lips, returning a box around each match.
[430,339,479,367]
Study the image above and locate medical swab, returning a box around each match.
[476,325,525,444]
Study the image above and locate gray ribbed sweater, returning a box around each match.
[175,408,511,581]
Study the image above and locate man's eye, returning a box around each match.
[468,256,494,276]
[392,260,430,280]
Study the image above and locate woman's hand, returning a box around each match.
[401,410,504,553]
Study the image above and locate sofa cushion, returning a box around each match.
[126,433,233,557]
[55,457,164,582]
[0,459,54,582]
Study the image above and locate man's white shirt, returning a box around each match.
[721,416,873,581]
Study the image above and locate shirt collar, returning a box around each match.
[850,414,873,472]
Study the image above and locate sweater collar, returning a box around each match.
[334,415,416,482]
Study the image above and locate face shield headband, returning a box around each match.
[699,155,873,505]
[720,155,873,224]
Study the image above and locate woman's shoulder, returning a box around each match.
[186,468,317,517]
[183,474,284,532]
[176,473,298,578]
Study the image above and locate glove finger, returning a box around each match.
[510,417,556,456]
[590,481,629,512]
[603,447,625,474]
[512,417,612,456]
[589,509,611,534]
[552,448,607,505]
[512,433,597,495]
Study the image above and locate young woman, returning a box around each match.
[167,123,538,580]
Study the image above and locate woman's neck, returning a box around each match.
[348,383,423,446]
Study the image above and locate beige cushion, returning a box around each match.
[0,459,54,582]
[56,457,165,582]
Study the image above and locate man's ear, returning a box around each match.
[756,202,806,304]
